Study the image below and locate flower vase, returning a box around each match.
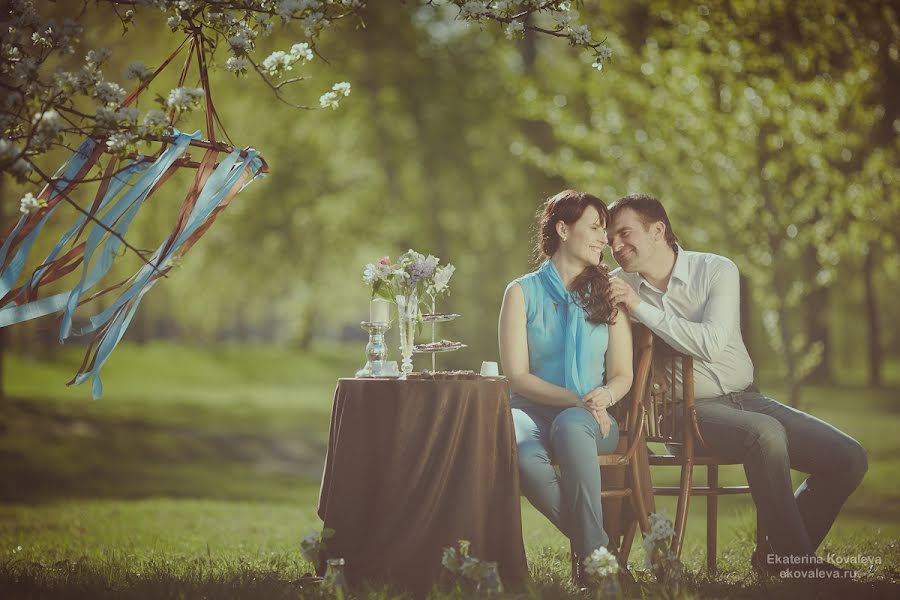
[397,291,418,378]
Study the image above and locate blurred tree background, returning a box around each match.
[4,0,899,403]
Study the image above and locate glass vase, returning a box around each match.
[397,290,418,378]
[323,557,348,599]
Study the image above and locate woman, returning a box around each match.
[498,189,633,567]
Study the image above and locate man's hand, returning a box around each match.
[609,277,641,312]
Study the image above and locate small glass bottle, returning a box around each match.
[323,557,348,599]
[476,561,503,596]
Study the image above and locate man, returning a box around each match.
[606,193,867,575]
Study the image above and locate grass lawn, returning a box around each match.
[1,342,899,598]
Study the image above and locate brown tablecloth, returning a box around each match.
[317,377,529,594]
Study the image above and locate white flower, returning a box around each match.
[431,264,455,294]
[441,546,461,573]
[554,12,574,29]
[10,158,32,177]
[93,80,126,105]
[85,48,111,67]
[143,109,167,125]
[331,81,351,96]
[319,90,340,109]
[570,24,591,45]
[362,261,393,286]
[598,45,613,59]
[298,528,333,564]
[19,192,45,214]
[591,60,604,71]
[262,50,291,75]
[505,20,524,40]
[167,16,182,31]
[583,547,619,579]
[290,42,314,62]
[460,556,488,581]
[105,131,134,153]
[166,86,205,110]
[0,138,17,160]
[459,1,489,19]
[32,110,63,133]
[224,56,249,74]
[125,61,153,81]
[228,33,251,51]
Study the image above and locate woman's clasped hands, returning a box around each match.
[581,385,615,438]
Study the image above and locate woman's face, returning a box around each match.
[559,205,608,266]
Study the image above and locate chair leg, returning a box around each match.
[619,514,638,567]
[570,538,578,583]
[756,507,765,553]
[707,464,718,577]
[672,459,694,557]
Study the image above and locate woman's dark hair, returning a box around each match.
[532,189,617,325]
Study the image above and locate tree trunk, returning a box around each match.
[803,247,832,383]
[739,272,754,365]
[863,243,882,387]
[773,266,801,407]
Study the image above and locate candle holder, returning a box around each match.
[356,321,392,377]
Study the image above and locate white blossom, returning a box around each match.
[591,60,604,71]
[32,109,64,133]
[441,546,462,573]
[505,20,524,40]
[598,45,613,59]
[0,138,18,160]
[331,81,351,96]
[167,16,182,31]
[224,56,249,74]
[290,42,314,63]
[229,33,251,51]
[166,86,205,111]
[142,109,168,128]
[262,50,292,75]
[125,61,153,81]
[459,1,489,19]
[93,80,126,106]
[431,264,455,294]
[583,546,619,579]
[19,192,46,214]
[105,131,134,153]
[570,24,591,45]
[85,48,111,68]
[319,90,340,109]
[554,12,574,29]
[10,158,32,178]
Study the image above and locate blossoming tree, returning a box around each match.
[0,0,613,396]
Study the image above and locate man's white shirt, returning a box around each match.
[611,246,754,400]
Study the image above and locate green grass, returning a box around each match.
[1,342,899,598]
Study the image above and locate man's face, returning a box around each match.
[608,208,657,272]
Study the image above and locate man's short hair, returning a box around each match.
[608,193,679,248]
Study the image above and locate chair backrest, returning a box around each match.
[631,327,695,449]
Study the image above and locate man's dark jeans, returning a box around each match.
[679,389,868,558]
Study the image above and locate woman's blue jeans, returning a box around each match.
[512,403,620,558]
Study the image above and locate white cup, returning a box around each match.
[480,361,499,377]
[384,361,400,377]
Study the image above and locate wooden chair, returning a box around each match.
[620,330,762,576]
[559,324,655,580]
